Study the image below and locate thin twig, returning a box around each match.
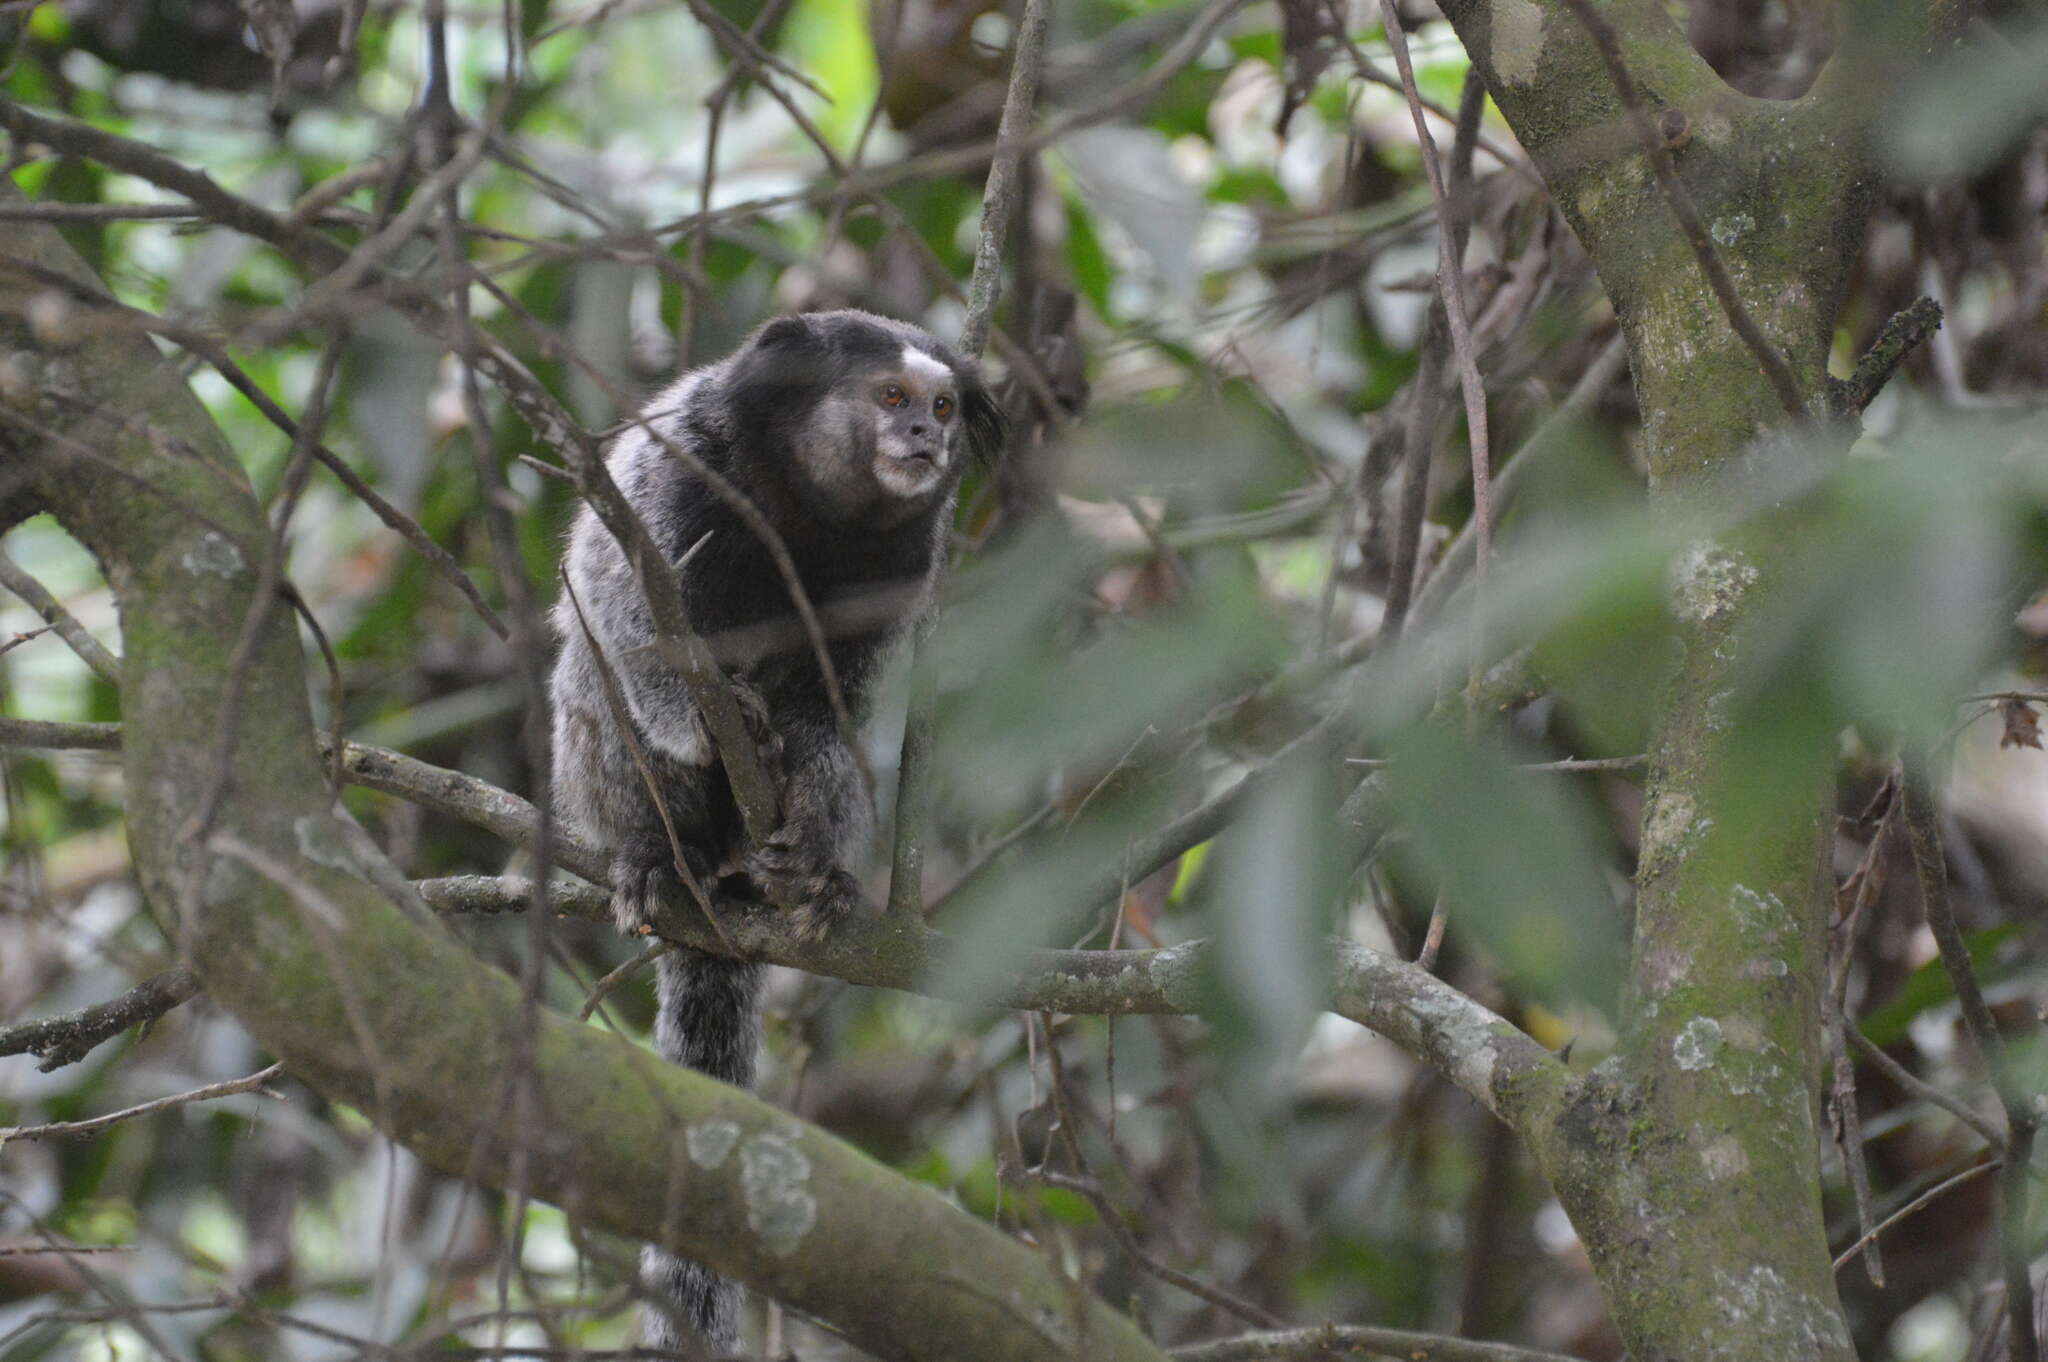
[1344,754,1645,772]
[579,941,673,1022]
[0,550,119,682]
[1847,1027,2004,1150]
[561,441,782,841]
[1171,1322,1578,1362]
[888,0,1054,919]
[958,0,1052,357]
[0,1063,284,1141]
[473,267,857,771]
[1828,1022,1885,1286]
[1830,1156,2001,1274]
[1903,767,2039,1362]
[1409,335,1628,630]
[1375,1,1493,683]
[558,563,733,953]
[1826,778,1901,1286]
[1037,1018,1283,1329]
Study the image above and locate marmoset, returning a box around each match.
[549,309,1002,1352]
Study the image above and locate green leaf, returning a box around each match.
[1382,726,1624,1008]
[1891,26,2048,180]
[1064,196,1115,319]
[1861,924,2021,1046]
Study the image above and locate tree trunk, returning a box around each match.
[1434,0,1899,1355]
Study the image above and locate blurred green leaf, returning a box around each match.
[1861,924,2021,1046]
[1383,725,1623,1008]
[1891,23,2048,180]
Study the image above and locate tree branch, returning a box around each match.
[1554,0,1805,419]
[1903,769,2040,1362]
[0,968,200,1071]
[890,0,1054,919]
[0,1063,283,1141]
[1170,1323,1578,1362]
[0,549,119,682]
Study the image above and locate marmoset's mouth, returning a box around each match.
[875,446,944,496]
[884,446,939,470]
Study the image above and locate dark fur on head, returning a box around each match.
[548,309,1001,1355]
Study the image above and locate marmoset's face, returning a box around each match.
[863,343,965,501]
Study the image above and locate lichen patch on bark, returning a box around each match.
[1671,542,1757,623]
[1673,1016,1724,1070]
[1489,0,1545,85]
[739,1132,817,1256]
[686,1118,741,1169]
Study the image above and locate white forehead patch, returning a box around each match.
[901,344,953,386]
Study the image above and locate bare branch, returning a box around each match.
[1374,7,1494,643]
[0,1063,283,1141]
[1903,769,2039,1362]
[0,549,119,682]
[1171,1323,1580,1362]
[958,0,1052,358]
[0,968,200,1071]
[1837,296,1944,414]
[1830,1156,2001,1275]
[1847,1027,2004,1150]
[890,0,1054,919]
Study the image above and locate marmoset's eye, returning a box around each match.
[933,394,954,420]
[880,384,906,407]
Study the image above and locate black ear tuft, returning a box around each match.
[752,314,818,351]
[961,379,1007,465]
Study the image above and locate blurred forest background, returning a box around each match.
[2,0,2048,1359]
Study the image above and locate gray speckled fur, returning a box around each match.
[547,311,999,1355]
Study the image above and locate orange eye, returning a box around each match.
[933,394,954,420]
[881,384,906,407]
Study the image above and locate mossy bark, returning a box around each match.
[1435,1,1891,1356]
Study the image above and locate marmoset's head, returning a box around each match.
[724,309,1005,524]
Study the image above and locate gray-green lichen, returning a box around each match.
[1489,0,1544,85]
[686,1118,741,1169]
[1671,542,1757,624]
[181,530,245,578]
[1673,1016,1724,1071]
[739,1132,816,1256]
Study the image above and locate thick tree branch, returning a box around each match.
[1555,0,1805,418]
[1,716,1557,1124]
[416,873,1564,1125]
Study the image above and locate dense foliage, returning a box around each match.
[3,2,2047,1359]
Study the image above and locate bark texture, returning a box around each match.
[1429,1,1918,1356]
